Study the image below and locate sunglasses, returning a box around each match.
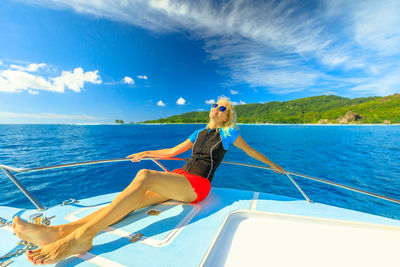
[211,103,227,112]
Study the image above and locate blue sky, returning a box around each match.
[1,0,399,124]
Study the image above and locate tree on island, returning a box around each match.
[140,94,400,124]
[115,119,124,124]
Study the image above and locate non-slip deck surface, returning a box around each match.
[1,188,400,267]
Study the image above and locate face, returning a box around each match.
[209,99,229,125]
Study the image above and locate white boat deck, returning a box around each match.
[1,187,400,267]
[202,210,400,267]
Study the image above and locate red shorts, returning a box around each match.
[171,168,211,203]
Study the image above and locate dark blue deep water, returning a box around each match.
[0,124,399,220]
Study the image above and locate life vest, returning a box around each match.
[182,127,239,182]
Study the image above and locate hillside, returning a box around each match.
[141,94,400,124]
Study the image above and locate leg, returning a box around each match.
[13,190,169,247]
[63,190,170,229]
[78,169,197,234]
[28,169,197,264]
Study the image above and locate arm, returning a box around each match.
[126,139,193,162]
[233,134,285,174]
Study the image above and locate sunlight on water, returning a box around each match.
[0,124,399,220]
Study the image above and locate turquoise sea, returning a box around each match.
[0,124,399,220]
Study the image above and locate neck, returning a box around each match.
[207,121,220,129]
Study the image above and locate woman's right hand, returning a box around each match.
[270,163,286,175]
[126,151,149,162]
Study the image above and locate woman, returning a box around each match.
[13,97,285,265]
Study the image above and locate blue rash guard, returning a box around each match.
[181,127,239,182]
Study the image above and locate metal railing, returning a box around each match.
[1,157,400,211]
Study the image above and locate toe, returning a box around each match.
[31,251,43,262]
[35,257,43,264]
[36,254,48,265]
[39,255,50,265]
[30,249,41,256]
[26,249,41,263]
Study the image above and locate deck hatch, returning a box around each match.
[201,210,400,267]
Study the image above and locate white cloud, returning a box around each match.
[10,63,46,72]
[239,68,323,93]
[230,89,238,95]
[231,100,246,105]
[176,97,186,105]
[28,89,39,95]
[320,53,349,68]
[0,65,101,93]
[157,100,165,106]
[205,99,215,104]
[22,0,400,96]
[137,75,148,80]
[349,69,400,96]
[352,1,400,56]
[0,70,54,93]
[53,68,101,92]
[123,76,134,85]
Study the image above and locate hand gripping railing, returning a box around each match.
[1,158,400,211]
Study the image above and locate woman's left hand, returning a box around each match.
[270,163,285,175]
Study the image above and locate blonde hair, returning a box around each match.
[207,96,238,136]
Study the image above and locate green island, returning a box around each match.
[136,94,400,124]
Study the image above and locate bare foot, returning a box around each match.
[26,229,93,265]
[12,216,69,247]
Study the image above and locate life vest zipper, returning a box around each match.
[187,129,212,172]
